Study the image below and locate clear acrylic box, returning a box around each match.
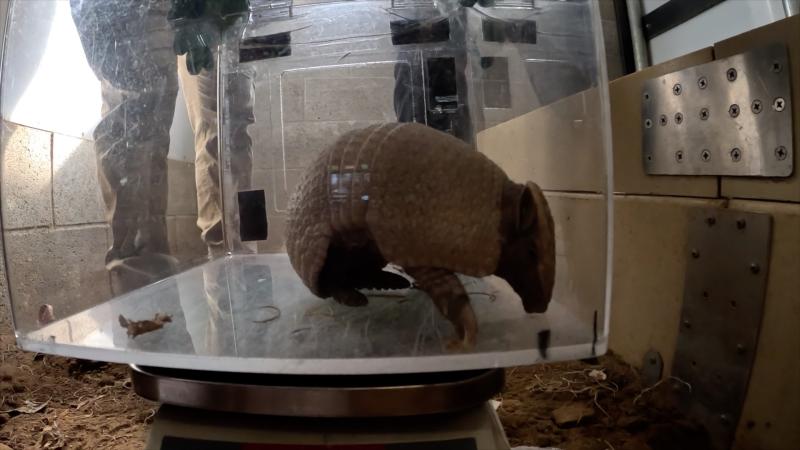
[1,0,612,374]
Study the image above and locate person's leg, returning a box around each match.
[177,56,255,257]
[71,0,179,294]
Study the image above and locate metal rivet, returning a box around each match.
[750,263,761,274]
[773,97,785,112]
[737,344,746,355]
[775,146,787,161]
[700,108,710,120]
[676,150,685,162]
[701,149,711,162]
[726,68,737,81]
[706,216,716,226]
[772,61,782,73]
[698,76,708,89]
[673,83,683,95]
[736,219,747,229]
[660,114,668,126]
[731,147,742,162]
[674,112,683,124]
[691,249,700,258]
[752,99,763,114]
[721,414,732,425]
[683,319,692,329]
[729,104,740,118]
[644,118,653,129]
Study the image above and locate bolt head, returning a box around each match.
[701,150,711,162]
[737,344,746,354]
[772,61,782,73]
[729,104,740,117]
[683,319,692,329]
[660,114,668,126]
[698,76,708,89]
[644,118,653,129]
[752,100,763,114]
[706,216,716,226]
[673,83,682,95]
[676,150,684,162]
[700,108,710,120]
[731,147,742,162]
[773,97,785,112]
[726,68,737,81]
[775,146,788,161]
[750,263,761,274]
[691,249,700,258]
[736,219,747,229]
[674,112,684,124]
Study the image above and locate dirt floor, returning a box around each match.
[0,298,708,450]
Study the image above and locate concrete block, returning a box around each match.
[281,121,380,169]
[279,75,305,123]
[167,159,199,216]
[274,169,302,214]
[5,225,111,332]
[609,48,719,197]
[254,169,302,215]
[609,195,725,376]
[545,193,607,328]
[52,133,105,226]
[1,122,52,229]
[717,15,800,203]
[477,88,606,193]
[258,213,288,254]
[304,77,397,122]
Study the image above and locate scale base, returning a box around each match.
[146,402,510,449]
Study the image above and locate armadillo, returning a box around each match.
[286,122,555,347]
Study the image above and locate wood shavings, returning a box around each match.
[118,313,172,339]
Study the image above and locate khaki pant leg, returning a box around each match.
[177,56,255,256]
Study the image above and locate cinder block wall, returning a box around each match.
[0,120,204,332]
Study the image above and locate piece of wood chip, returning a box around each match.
[552,402,595,427]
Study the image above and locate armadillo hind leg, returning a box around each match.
[405,267,478,350]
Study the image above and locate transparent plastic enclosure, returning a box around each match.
[1,0,612,374]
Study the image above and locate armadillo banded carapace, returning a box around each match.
[286,122,555,347]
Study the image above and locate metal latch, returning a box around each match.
[642,43,793,177]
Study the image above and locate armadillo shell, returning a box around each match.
[287,122,506,296]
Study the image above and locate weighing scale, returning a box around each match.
[131,365,510,449]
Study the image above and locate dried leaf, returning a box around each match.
[1,398,49,414]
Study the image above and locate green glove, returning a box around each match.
[169,0,250,75]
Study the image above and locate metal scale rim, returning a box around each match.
[131,365,505,417]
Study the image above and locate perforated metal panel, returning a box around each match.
[642,44,794,177]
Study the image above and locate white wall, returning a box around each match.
[0,0,195,162]
[642,0,787,64]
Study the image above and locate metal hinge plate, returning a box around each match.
[642,43,793,177]
[672,208,772,450]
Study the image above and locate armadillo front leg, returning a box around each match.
[406,267,478,349]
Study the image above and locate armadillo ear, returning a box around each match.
[517,184,537,233]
